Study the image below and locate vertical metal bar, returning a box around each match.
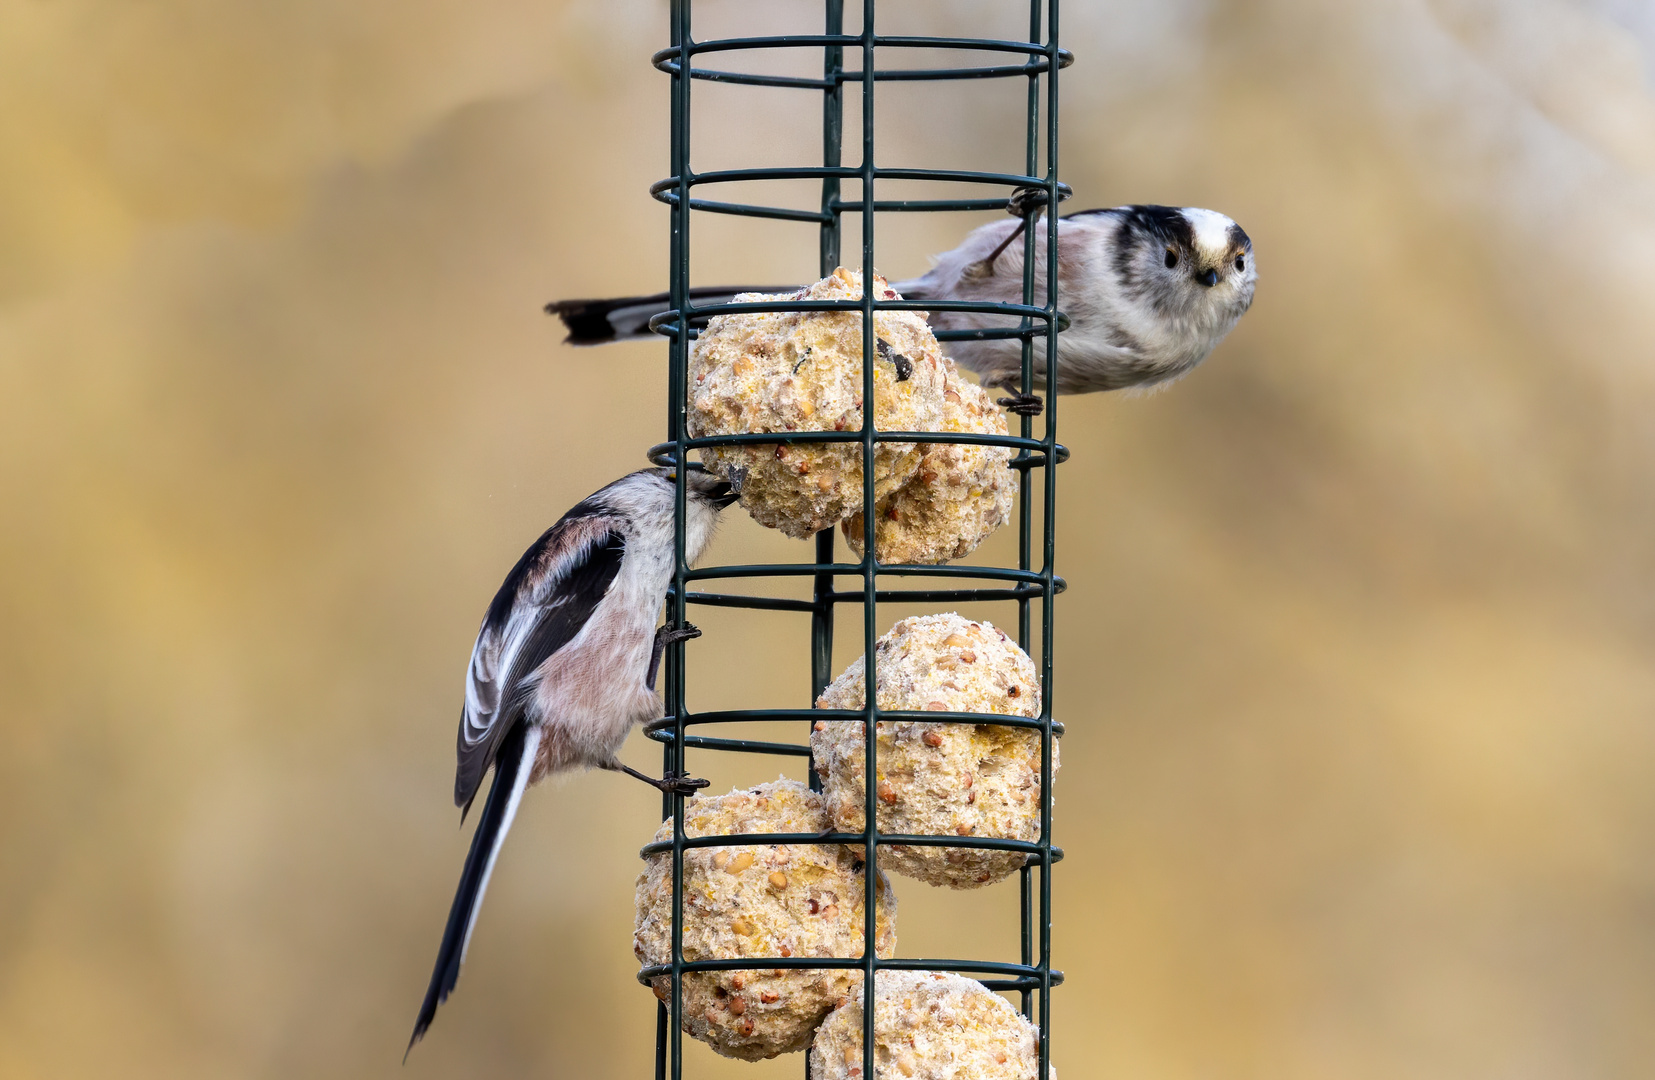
[859,3,878,1078]
[1039,4,1061,1077]
[666,5,692,1080]
[1017,0,1040,654]
[1017,0,1042,1024]
[809,0,845,798]
[819,0,845,280]
[808,528,834,797]
[654,1001,667,1080]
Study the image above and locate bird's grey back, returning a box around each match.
[893,211,1123,393]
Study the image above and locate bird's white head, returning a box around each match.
[1112,204,1255,325]
[597,468,737,566]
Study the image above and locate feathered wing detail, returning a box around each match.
[408,721,544,1056]
[894,209,1115,299]
[455,515,627,810]
[546,286,793,345]
[551,215,1116,342]
[889,210,1133,392]
[1059,206,1123,221]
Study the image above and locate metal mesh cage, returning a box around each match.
[643,3,1068,1076]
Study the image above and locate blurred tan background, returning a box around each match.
[4,0,1655,1077]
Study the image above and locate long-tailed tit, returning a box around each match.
[407,467,736,1053]
[548,205,1255,411]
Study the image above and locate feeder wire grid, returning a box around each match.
[643,3,1069,1077]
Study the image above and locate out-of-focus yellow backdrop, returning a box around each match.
[4,1,1655,1077]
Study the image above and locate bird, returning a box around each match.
[546,205,1256,412]
[407,467,738,1055]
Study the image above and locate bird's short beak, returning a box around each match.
[710,481,739,508]
[1196,268,1220,287]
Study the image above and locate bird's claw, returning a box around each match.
[646,622,701,693]
[997,394,1045,417]
[659,771,711,796]
[656,622,702,646]
[609,759,712,795]
[1007,186,1051,218]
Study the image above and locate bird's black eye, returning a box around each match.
[1164,249,1178,269]
[1234,256,1246,272]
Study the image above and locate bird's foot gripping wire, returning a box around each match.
[997,394,1045,417]
[606,759,710,795]
[656,622,703,647]
[657,770,712,796]
[1006,185,1055,219]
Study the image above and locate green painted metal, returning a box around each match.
[650,5,1064,1077]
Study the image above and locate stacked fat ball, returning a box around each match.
[687,269,1015,563]
[632,615,1057,1066]
[650,282,1049,1065]
[843,363,1017,565]
[810,971,1054,1080]
[633,779,897,1060]
[812,613,1057,889]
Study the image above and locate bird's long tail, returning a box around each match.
[546,287,794,345]
[407,721,542,1057]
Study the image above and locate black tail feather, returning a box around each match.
[545,286,795,345]
[406,721,536,1058]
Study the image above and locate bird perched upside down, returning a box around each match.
[548,205,1256,410]
[408,467,737,1054]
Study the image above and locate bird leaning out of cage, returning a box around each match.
[406,467,739,1055]
[548,204,1257,412]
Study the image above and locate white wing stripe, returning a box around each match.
[458,724,541,966]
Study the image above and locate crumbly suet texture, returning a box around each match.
[687,269,949,538]
[843,368,1015,564]
[808,970,1054,1080]
[811,614,1057,889]
[634,779,899,1060]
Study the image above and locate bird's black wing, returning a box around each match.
[454,515,626,810]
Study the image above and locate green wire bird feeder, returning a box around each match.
[643,3,1070,1077]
